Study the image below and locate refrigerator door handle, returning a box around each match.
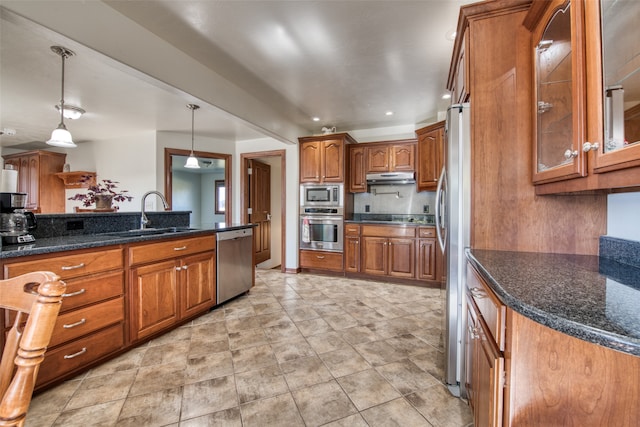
[435,166,447,253]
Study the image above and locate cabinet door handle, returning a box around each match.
[63,318,86,329]
[173,246,187,251]
[582,141,600,152]
[64,347,87,359]
[182,265,188,270]
[62,288,86,298]
[563,149,578,160]
[469,287,485,298]
[316,255,325,259]
[175,266,182,271]
[61,262,85,271]
[468,325,480,340]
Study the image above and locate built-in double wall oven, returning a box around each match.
[300,184,344,252]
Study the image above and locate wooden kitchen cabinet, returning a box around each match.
[526,0,640,194]
[299,133,355,183]
[465,263,507,427]
[344,224,361,273]
[2,150,66,212]
[128,235,216,342]
[415,121,444,192]
[348,145,367,193]
[361,224,415,279]
[364,141,416,174]
[299,249,343,272]
[417,227,437,280]
[2,247,126,390]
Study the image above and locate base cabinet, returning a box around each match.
[128,236,216,342]
[361,225,416,279]
[299,249,343,272]
[467,261,640,426]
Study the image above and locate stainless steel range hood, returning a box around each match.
[366,172,415,185]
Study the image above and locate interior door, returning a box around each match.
[250,160,271,265]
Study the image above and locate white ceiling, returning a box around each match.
[0,0,471,149]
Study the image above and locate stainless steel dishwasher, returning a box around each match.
[216,227,253,304]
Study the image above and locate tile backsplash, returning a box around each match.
[353,185,435,215]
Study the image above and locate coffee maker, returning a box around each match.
[0,192,37,244]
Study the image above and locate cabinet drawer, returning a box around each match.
[3,248,123,280]
[418,227,436,238]
[361,224,416,238]
[300,250,343,271]
[49,297,124,348]
[129,235,216,266]
[345,224,361,236]
[37,323,124,387]
[60,271,124,312]
[467,263,506,350]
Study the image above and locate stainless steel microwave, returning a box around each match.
[300,184,344,207]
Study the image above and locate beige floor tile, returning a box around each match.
[188,337,230,357]
[239,393,305,427]
[185,350,234,384]
[406,384,475,427]
[336,368,402,411]
[228,327,268,350]
[190,321,228,342]
[376,359,440,395]
[86,347,146,378]
[306,331,351,354]
[128,361,186,397]
[323,313,360,330]
[295,317,334,337]
[251,301,283,315]
[140,340,190,367]
[270,337,315,363]
[52,400,125,427]
[117,387,182,426]
[319,346,371,378]
[235,364,288,404]
[354,339,407,366]
[292,380,358,426]
[385,333,436,357]
[179,407,242,427]
[321,413,370,427]
[146,325,192,347]
[181,375,238,420]
[263,321,304,343]
[361,397,432,426]
[225,315,261,333]
[284,305,320,322]
[280,355,333,390]
[340,325,382,345]
[64,370,135,410]
[231,343,278,373]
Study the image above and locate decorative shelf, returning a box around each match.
[55,171,96,188]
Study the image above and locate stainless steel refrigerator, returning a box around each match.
[436,102,471,397]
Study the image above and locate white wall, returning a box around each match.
[200,171,225,227]
[607,192,640,242]
[65,131,156,212]
[172,170,201,225]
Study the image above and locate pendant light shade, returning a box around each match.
[47,46,77,148]
[185,104,200,169]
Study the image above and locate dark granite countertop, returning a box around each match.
[0,223,254,259]
[346,213,435,226]
[466,249,640,357]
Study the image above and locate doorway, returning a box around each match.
[164,148,232,226]
[241,150,286,273]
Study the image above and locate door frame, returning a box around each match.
[240,150,286,273]
[164,148,232,224]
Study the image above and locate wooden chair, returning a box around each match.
[0,272,66,426]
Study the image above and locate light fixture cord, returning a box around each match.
[59,52,66,126]
[191,107,195,154]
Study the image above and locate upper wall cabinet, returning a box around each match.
[586,0,640,174]
[415,121,445,192]
[365,141,415,174]
[530,0,588,185]
[298,133,355,183]
[528,0,640,194]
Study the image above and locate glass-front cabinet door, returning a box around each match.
[586,0,640,173]
[532,0,587,184]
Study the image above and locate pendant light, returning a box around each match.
[185,104,200,169]
[47,46,77,148]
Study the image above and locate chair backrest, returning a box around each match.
[0,271,65,426]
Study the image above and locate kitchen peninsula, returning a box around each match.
[465,241,640,425]
[0,211,255,392]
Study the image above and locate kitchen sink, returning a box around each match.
[105,227,196,237]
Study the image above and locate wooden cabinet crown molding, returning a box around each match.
[447,0,533,91]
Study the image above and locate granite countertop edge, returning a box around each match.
[466,249,640,357]
[0,224,254,259]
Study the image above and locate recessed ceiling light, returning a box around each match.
[312,117,320,122]
[442,93,452,100]
[385,111,394,116]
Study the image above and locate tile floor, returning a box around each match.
[26,269,473,427]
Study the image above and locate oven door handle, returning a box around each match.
[300,216,343,222]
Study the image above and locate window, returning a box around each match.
[215,180,225,214]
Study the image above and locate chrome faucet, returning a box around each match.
[140,191,169,229]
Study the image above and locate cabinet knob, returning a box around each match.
[582,141,600,152]
[468,325,480,340]
[564,149,579,160]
